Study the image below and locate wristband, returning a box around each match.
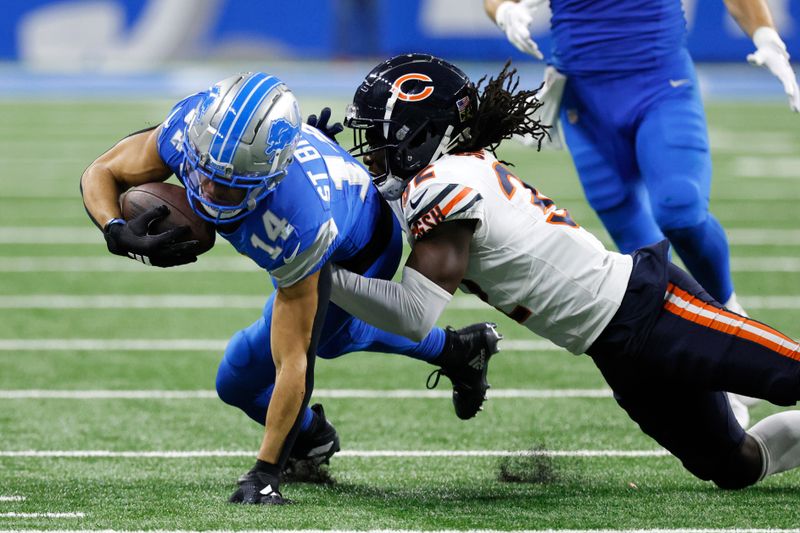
[252,459,281,478]
[103,218,126,233]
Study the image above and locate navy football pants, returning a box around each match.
[589,243,800,481]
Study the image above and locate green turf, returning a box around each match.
[1,99,800,530]
[4,456,800,530]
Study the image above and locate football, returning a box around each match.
[120,182,216,255]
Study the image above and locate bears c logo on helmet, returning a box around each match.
[392,73,434,102]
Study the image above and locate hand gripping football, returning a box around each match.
[120,182,216,255]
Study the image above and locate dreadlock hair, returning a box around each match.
[457,60,550,155]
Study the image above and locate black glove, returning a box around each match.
[229,460,289,505]
[306,107,343,143]
[103,205,199,268]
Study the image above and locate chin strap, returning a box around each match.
[429,125,455,164]
[383,88,400,141]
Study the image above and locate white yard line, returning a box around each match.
[0,449,668,459]
[1,294,799,311]
[0,295,265,309]
[726,228,800,245]
[0,530,796,533]
[3,227,800,245]
[730,257,800,272]
[708,128,799,155]
[731,156,800,178]
[0,256,253,272]
[0,228,99,245]
[3,255,800,273]
[0,513,84,518]
[0,339,561,352]
[0,389,613,400]
[0,339,228,351]
[0,498,24,502]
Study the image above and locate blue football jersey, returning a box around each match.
[156,92,380,287]
[549,0,687,75]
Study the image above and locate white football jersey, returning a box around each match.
[395,150,633,354]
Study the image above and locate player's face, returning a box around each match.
[363,128,389,176]
[361,126,389,176]
[363,149,387,177]
[199,177,247,206]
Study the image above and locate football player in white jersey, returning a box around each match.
[331,53,800,490]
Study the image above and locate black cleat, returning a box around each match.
[427,322,502,420]
[289,403,340,465]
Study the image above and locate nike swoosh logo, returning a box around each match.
[409,190,428,210]
[260,484,275,496]
[282,243,301,264]
[669,79,690,88]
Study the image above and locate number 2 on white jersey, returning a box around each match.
[493,162,578,228]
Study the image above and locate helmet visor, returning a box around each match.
[182,157,269,224]
[185,165,247,207]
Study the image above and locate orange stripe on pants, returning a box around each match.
[664,283,800,361]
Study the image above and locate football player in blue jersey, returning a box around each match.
[486,0,800,426]
[80,72,501,504]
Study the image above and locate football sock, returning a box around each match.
[748,411,800,479]
[663,215,734,304]
[299,406,316,433]
[350,321,446,362]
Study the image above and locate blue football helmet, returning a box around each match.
[182,72,302,224]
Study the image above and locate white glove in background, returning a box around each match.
[516,66,567,150]
[747,26,800,113]
[494,0,546,60]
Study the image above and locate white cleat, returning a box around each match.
[724,292,748,317]
[728,392,751,429]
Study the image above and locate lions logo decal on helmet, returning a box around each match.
[196,83,221,121]
[265,118,300,165]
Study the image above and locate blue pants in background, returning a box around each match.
[560,48,734,303]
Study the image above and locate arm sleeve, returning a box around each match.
[330,265,453,342]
